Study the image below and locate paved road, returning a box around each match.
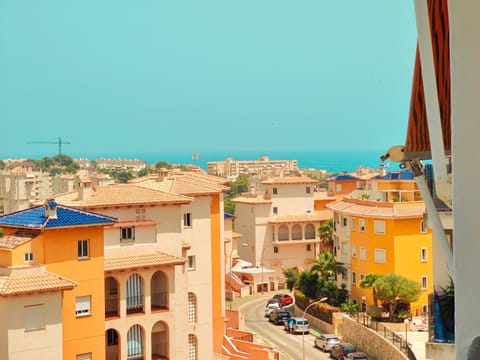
[239,297,331,360]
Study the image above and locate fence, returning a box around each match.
[352,313,417,360]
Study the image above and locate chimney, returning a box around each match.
[157,168,169,182]
[44,199,58,219]
[78,179,93,201]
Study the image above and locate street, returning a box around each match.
[239,297,331,360]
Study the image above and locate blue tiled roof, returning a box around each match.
[224,213,235,220]
[375,170,414,180]
[0,203,117,229]
[326,174,360,181]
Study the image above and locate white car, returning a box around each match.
[264,303,280,317]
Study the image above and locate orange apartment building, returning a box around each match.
[326,172,433,315]
[0,200,116,360]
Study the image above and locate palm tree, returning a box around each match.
[358,272,380,306]
[319,219,334,252]
[310,251,346,280]
[282,268,299,292]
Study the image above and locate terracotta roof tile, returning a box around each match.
[231,194,273,204]
[268,210,333,224]
[105,251,185,271]
[326,200,425,218]
[134,174,228,196]
[53,184,192,208]
[0,270,77,296]
[0,231,39,250]
[261,176,318,185]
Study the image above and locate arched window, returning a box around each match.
[127,325,143,359]
[292,224,302,240]
[151,271,168,310]
[305,224,315,239]
[188,334,198,360]
[188,292,197,324]
[126,274,143,314]
[278,225,289,241]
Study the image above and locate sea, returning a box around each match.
[67,148,401,174]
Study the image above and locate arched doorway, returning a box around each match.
[151,271,168,311]
[151,321,169,359]
[106,328,120,360]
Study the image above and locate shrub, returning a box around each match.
[366,305,383,319]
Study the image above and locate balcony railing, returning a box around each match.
[152,342,168,359]
[151,291,168,311]
[105,298,119,318]
[127,295,144,315]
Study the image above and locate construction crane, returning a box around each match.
[27,137,71,166]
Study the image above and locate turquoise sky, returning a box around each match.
[0,1,417,158]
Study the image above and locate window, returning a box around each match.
[335,184,342,192]
[351,218,356,231]
[24,252,34,262]
[360,246,367,260]
[306,186,311,194]
[136,208,146,221]
[273,207,278,214]
[351,244,356,257]
[360,274,365,281]
[352,272,357,285]
[127,325,143,359]
[273,187,278,195]
[420,220,427,233]
[120,226,135,242]
[306,244,311,252]
[374,248,386,263]
[76,354,92,360]
[106,329,119,346]
[188,292,197,324]
[273,246,279,253]
[421,276,428,290]
[343,217,348,227]
[78,240,89,258]
[421,247,428,262]
[24,304,45,331]
[188,255,196,271]
[184,213,192,227]
[374,220,386,234]
[359,219,366,232]
[75,296,91,317]
[188,334,198,360]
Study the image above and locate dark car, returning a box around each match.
[330,342,357,359]
[346,352,368,360]
[272,293,293,306]
[269,309,291,325]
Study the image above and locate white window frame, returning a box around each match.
[24,304,45,331]
[184,213,192,227]
[351,218,356,231]
[359,246,367,260]
[420,220,427,233]
[351,244,356,257]
[336,184,342,192]
[75,296,91,317]
[420,247,428,262]
[24,252,34,263]
[373,220,386,235]
[359,218,366,232]
[78,239,89,259]
[76,354,92,360]
[421,275,428,290]
[343,217,348,227]
[374,248,386,263]
[120,226,135,242]
[187,255,196,271]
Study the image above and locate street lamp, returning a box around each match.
[404,318,410,350]
[302,297,328,360]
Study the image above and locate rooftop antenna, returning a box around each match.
[27,137,71,166]
[192,152,199,167]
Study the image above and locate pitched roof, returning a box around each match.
[52,184,192,208]
[231,193,273,204]
[105,251,185,271]
[0,202,117,229]
[326,174,360,181]
[0,270,77,296]
[0,230,40,250]
[268,210,333,224]
[261,176,317,185]
[326,200,425,218]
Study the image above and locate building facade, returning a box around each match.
[207,156,298,178]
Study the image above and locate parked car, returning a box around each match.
[346,352,368,360]
[264,302,280,317]
[284,316,309,334]
[314,333,341,352]
[330,343,357,359]
[272,293,294,306]
[266,298,281,307]
[269,309,291,325]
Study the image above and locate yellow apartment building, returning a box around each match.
[327,175,433,315]
[0,200,116,360]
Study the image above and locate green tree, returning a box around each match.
[359,272,380,306]
[53,154,74,167]
[154,161,172,170]
[319,219,334,251]
[282,268,299,292]
[311,251,346,279]
[341,299,359,315]
[297,270,319,299]
[374,273,421,319]
[115,171,134,183]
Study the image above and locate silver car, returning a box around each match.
[284,317,309,334]
[314,333,340,352]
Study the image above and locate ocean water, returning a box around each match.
[76,148,400,174]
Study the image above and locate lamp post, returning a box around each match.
[302,297,328,360]
[404,318,410,350]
